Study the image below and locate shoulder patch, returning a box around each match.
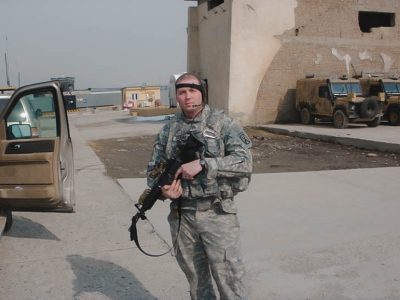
[239,133,251,145]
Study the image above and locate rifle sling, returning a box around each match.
[130,199,182,257]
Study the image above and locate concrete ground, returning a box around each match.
[1,109,400,299]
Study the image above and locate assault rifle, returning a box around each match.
[129,133,204,256]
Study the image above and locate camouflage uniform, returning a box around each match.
[147,104,252,300]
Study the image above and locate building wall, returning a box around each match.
[230,0,296,123]
[122,86,161,108]
[74,90,122,108]
[187,1,232,111]
[187,7,201,76]
[254,0,400,124]
[186,0,400,124]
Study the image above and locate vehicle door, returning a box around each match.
[0,82,75,212]
[315,85,333,116]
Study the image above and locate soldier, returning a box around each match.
[147,73,252,299]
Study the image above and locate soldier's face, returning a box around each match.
[176,78,203,118]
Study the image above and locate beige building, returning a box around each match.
[185,0,400,124]
[122,86,161,109]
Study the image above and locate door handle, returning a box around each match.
[10,144,21,150]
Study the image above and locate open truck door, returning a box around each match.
[0,81,75,232]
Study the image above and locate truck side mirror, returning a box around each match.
[8,124,32,139]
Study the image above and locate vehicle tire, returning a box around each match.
[366,116,381,127]
[388,109,400,126]
[300,107,313,124]
[360,98,379,119]
[333,110,348,128]
[4,210,12,232]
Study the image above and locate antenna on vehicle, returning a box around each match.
[4,53,10,87]
[4,36,11,87]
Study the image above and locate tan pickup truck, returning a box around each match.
[0,81,75,235]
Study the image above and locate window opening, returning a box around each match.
[383,82,400,94]
[318,86,330,98]
[6,90,58,139]
[330,83,362,95]
[208,0,224,10]
[359,11,395,33]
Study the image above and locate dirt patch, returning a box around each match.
[88,127,400,179]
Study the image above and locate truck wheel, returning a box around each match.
[360,98,378,119]
[333,110,348,128]
[366,116,381,127]
[300,107,313,124]
[1,209,13,232]
[388,109,400,126]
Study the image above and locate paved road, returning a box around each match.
[0,110,188,300]
[1,110,400,299]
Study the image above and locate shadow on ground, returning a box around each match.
[5,216,60,240]
[67,254,157,300]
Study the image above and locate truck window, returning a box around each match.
[383,83,400,94]
[318,86,330,98]
[6,90,58,139]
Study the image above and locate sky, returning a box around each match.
[0,0,193,89]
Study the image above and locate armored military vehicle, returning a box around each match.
[296,76,384,128]
[360,77,400,126]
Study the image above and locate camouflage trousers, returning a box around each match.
[168,200,247,300]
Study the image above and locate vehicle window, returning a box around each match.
[6,90,58,139]
[318,86,330,98]
[7,101,28,123]
[330,83,362,95]
[330,83,347,95]
[346,83,362,94]
[383,83,400,94]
